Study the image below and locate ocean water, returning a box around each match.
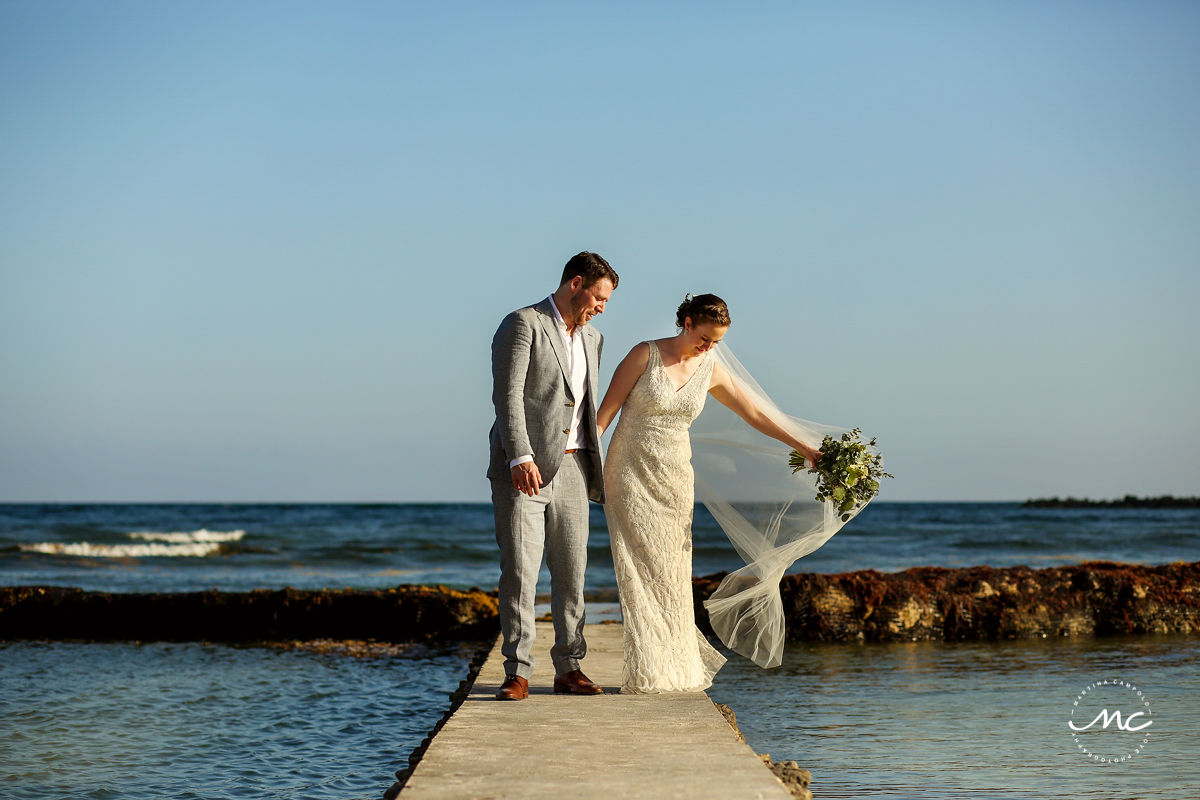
[709,635,1200,800]
[2,502,1197,594]
[0,639,478,800]
[2,503,1197,799]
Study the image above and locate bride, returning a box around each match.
[597,294,823,693]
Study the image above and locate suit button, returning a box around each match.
[567,400,575,407]
[563,428,570,435]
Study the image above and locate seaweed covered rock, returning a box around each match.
[0,584,499,643]
[693,561,1199,643]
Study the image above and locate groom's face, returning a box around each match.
[568,277,614,328]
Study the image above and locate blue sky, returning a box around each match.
[2,1,1197,502]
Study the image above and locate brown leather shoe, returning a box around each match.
[553,669,603,695]
[496,674,529,700]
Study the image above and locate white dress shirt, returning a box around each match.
[508,296,591,469]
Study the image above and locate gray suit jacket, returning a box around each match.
[488,297,605,503]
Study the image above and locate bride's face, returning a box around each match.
[681,319,729,355]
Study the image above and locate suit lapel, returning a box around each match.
[583,327,600,409]
[536,298,572,389]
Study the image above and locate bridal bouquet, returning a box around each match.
[789,428,893,521]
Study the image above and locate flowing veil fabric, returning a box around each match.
[690,342,876,668]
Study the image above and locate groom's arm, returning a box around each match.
[492,311,534,466]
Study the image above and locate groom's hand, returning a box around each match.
[512,462,543,496]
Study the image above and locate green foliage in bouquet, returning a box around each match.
[789,428,893,521]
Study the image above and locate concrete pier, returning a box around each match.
[400,621,794,800]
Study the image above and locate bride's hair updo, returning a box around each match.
[676,293,731,329]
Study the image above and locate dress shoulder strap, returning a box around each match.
[646,340,662,366]
[695,350,716,393]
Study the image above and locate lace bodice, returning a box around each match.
[612,340,714,439]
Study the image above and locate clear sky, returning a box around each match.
[2,1,1197,502]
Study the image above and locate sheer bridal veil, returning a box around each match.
[691,342,874,668]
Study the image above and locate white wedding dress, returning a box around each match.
[604,341,728,692]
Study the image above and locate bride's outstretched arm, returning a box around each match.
[596,342,650,436]
[708,361,822,466]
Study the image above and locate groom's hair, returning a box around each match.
[560,251,619,289]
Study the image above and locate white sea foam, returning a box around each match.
[20,541,224,558]
[18,529,245,558]
[128,529,246,544]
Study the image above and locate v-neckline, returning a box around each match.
[654,341,704,394]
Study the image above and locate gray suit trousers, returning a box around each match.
[491,451,592,679]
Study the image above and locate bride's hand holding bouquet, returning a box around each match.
[793,442,822,471]
[789,428,893,522]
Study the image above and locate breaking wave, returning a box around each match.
[128,529,246,544]
[18,529,245,558]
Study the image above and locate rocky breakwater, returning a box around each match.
[0,584,499,643]
[693,561,1200,642]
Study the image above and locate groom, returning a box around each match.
[488,251,618,700]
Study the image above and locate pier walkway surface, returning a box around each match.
[400,620,794,800]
